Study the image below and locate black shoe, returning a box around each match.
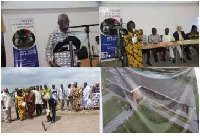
[161,58,166,61]
[186,55,192,60]
[146,61,152,66]
[172,59,176,63]
[180,58,186,63]
[155,59,158,62]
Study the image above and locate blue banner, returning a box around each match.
[13,45,39,67]
[101,34,117,60]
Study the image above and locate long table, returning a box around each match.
[142,39,199,49]
[80,57,99,67]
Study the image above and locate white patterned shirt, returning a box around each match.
[46,29,78,67]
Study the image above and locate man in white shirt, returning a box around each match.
[58,84,66,110]
[67,84,73,111]
[149,28,166,62]
[13,88,19,119]
[82,82,91,110]
[32,85,43,116]
[1,88,12,123]
[162,28,185,63]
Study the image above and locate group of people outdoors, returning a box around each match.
[124,21,199,67]
[1,82,100,123]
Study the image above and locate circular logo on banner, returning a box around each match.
[12,29,35,50]
[100,18,120,36]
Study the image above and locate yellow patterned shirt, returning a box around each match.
[124,30,143,67]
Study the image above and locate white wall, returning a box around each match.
[2,1,99,67]
[100,2,199,36]
[2,1,199,67]
[2,1,99,9]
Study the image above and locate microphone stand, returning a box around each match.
[113,18,127,67]
[92,46,95,57]
[85,26,93,67]
[69,41,74,67]
[67,24,99,29]
[119,18,127,67]
[67,24,99,67]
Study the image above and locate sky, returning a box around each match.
[1,67,100,92]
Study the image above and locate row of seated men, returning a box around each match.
[142,25,199,66]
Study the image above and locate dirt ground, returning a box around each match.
[1,102,100,133]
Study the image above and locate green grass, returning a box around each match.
[101,78,109,96]
[195,92,199,120]
[101,68,114,79]
[102,88,109,96]
[103,96,129,126]
[115,105,191,133]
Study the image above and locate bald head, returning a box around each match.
[177,25,182,32]
[58,14,69,33]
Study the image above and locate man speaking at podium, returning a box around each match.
[46,14,81,67]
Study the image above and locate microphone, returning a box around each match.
[92,46,94,55]
[66,24,99,29]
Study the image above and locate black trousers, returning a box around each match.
[35,104,42,116]
[142,49,151,63]
[49,99,56,121]
[42,99,46,109]
[192,44,199,55]
[182,45,191,57]
[152,47,166,62]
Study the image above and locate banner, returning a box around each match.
[11,18,39,67]
[102,68,199,133]
[100,7,121,60]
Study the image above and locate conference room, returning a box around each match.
[100,1,199,67]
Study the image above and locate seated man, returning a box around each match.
[173,25,191,60]
[187,25,199,55]
[46,14,81,67]
[149,28,166,62]
[162,28,185,63]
